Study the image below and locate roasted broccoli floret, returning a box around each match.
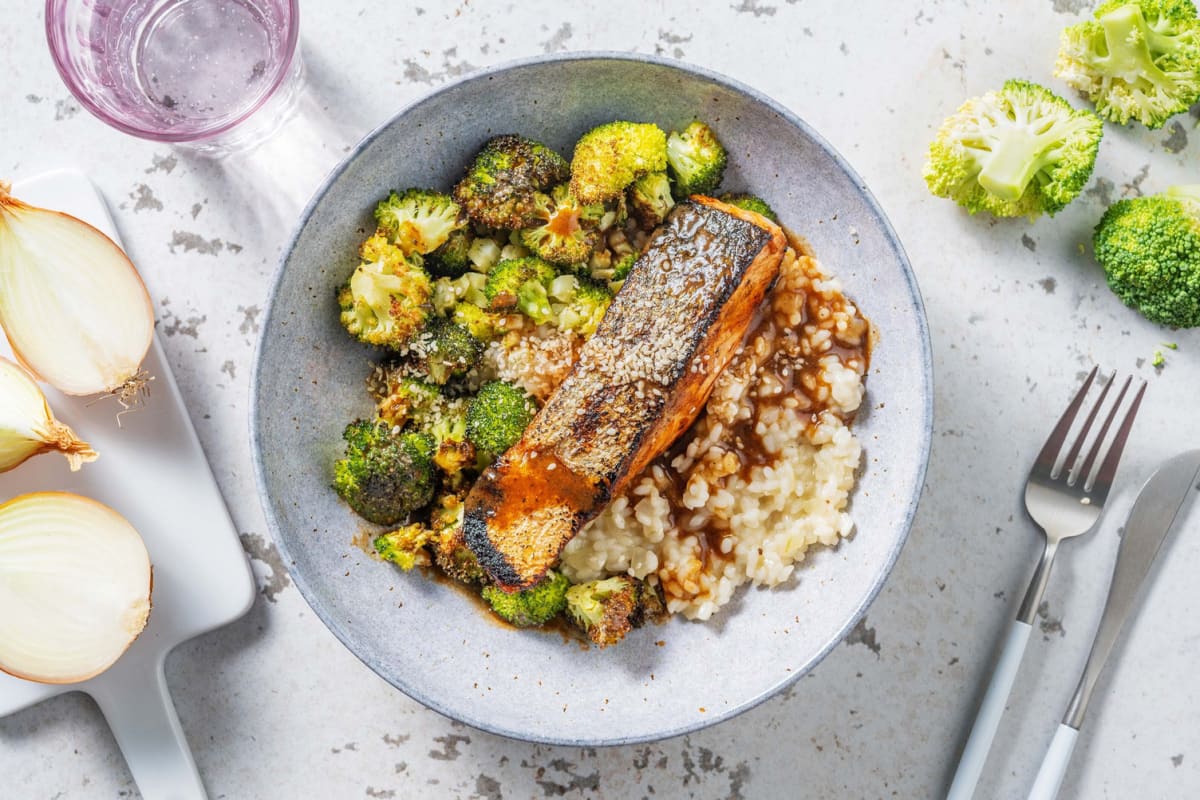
[1056,0,1200,129]
[570,121,668,204]
[519,184,606,266]
[426,229,473,277]
[466,380,536,459]
[410,317,482,384]
[565,576,643,647]
[923,80,1103,218]
[611,252,637,282]
[719,192,779,222]
[374,523,433,570]
[338,235,432,349]
[1093,185,1200,327]
[429,494,485,583]
[482,570,569,627]
[453,135,569,229]
[332,421,436,525]
[427,397,476,476]
[557,277,613,336]
[628,171,675,229]
[452,302,502,340]
[666,121,727,196]
[374,189,465,256]
[374,374,440,428]
[483,256,557,310]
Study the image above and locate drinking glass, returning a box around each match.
[46,0,301,155]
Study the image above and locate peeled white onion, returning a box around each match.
[0,181,153,400]
[0,493,152,684]
[0,357,96,472]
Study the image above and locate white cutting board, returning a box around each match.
[0,169,255,800]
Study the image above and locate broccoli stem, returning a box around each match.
[977,130,1054,201]
[1098,5,1171,88]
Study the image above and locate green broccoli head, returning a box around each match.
[374,373,440,428]
[427,397,477,477]
[628,171,675,230]
[374,523,433,570]
[611,252,638,282]
[374,189,465,256]
[332,421,436,525]
[1056,0,1200,129]
[453,135,569,229]
[452,301,502,340]
[565,576,643,647]
[410,317,482,385]
[426,229,474,277]
[483,256,557,310]
[519,184,606,266]
[338,235,432,349]
[466,380,536,459]
[570,121,668,204]
[923,79,1103,219]
[557,277,613,336]
[719,192,779,223]
[666,121,728,196]
[429,493,485,583]
[482,570,569,627]
[1093,185,1200,327]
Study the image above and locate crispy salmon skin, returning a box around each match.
[464,197,786,590]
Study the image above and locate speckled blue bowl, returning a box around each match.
[252,53,932,746]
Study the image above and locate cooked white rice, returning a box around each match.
[558,242,869,620]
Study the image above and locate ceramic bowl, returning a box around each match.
[252,53,932,745]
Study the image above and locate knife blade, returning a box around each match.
[1064,448,1200,729]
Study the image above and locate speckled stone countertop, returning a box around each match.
[2,1,1199,798]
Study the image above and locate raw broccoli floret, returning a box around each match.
[426,229,473,277]
[452,302,502,340]
[429,493,485,583]
[1093,185,1200,327]
[519,184,606,266]
[483,256,557,310]
[666,121,727,196]
[374,523,433,570]
[482,570,569,627]
[453,135,569,229]
[923,80,1103,219]
[409,317,482,385]
[719,192,779,222]
[557,277,613,336]
[570,121,668,204]
[628,171,675,229]
[1056,0,1200,129]
[338,235,432,349]
[565,576,644,647]
[374,374,440,428]
[374,189,465,256]
[332,421,436,525]
[466,380,536,459]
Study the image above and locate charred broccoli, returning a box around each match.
[427,397,476,477]
[426,229,473,277]
[452,302,502,340]
[374,523,433,570]
[519,184,606,266]
[719,192,778,222]
[332,421,436,525]
[374,189,465,256]
[611,252,637,282]
[338,235,431,349]
[466,380,536,459]
[666,121,727,196]
[429,494,485,583]
[565,576,643,647]
[570,121,668,204]
[628,171,674,229]
[373,373,440,428]
[482,570,569,627]
[453,135,569,229]
[483,256,557,311]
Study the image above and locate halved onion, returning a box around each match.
[0,493,151,684]
[0,357,96,472]
[0,181,153,400]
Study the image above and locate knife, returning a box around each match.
[1027,449,1200,800]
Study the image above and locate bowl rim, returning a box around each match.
[250,50,933,746]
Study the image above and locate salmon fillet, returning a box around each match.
[464,197,786,590]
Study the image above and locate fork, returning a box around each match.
[945,367,1146,800]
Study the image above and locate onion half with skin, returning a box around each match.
[0,357,96,472]
[0,181,153,400]
[0,493,151,684]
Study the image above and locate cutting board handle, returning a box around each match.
[89,660,208,800]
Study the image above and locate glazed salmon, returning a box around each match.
[463,197,786,590]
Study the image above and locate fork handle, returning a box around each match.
[946,619,1034,800]
[1027,724,1079,800]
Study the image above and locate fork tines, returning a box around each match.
[1031,366,1147,502]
